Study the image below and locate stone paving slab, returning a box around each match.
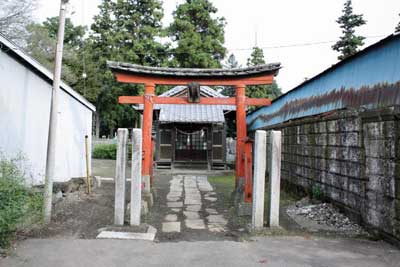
[163,175,228,234]
[162,222,181,233]
[186,205,201,212]
[184,199,202,205]
[167,202,183,208]
[184,211,200,219]
[185,219,206,230]
[165,214,178,222]
[207,215,227,224]
[171,208,181,213]
[97,231,155,241]
[208,224,226,233]
[205,208,218,214]
[167,196,180,202]
[204,197,217,202]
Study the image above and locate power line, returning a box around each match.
[86,34,387,56]
[232,34,386,51]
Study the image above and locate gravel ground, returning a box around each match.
[286,198,368,236]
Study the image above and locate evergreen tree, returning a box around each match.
[332,0,366,60]
[42,17,86,49]
[169,0,227,68]
[224,53,240,69]
[396,14,400,33]
[221,53,240,97]
[25,17,85,87]
[88,0,168,137]
[246,47,282,101]
[247,47,265,66]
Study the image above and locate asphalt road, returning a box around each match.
[2,236,399,267]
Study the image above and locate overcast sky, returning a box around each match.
[34,0,400,92]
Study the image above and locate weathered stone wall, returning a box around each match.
[261,107,400,242]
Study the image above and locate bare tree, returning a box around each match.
[0,0,37,44]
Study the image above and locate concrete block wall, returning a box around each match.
[262,107,400,241]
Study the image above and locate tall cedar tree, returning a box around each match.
[169,0,227,68]
[396,14,400,33]
[332,0,366,60]
[246,47,281,101]
[221,53,240,96]
[88,0,168,137]
[222,53,240,137]
[225,53,240,69]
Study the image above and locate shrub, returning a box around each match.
[92,144,117,159]
[312,184,323,201]
[0,154,43,251]
[92,143,134,160]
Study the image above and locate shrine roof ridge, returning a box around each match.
[107,61,281,77]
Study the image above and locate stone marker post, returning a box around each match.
[131,129,142,226]
[114,128,128,225]
[268,130,282,227]
[252,130,267,229]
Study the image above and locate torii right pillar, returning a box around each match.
[235,84,247,188]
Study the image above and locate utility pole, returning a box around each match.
[43,0,69,224]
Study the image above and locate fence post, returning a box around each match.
[131,129,142,226]
[269,130,282,227]
[114,128,128,225]
[252,130,267,229]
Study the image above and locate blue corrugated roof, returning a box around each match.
[247,33,400,131]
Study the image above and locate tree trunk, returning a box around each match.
[95,112,100,139]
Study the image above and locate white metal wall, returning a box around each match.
[0,51,93,185]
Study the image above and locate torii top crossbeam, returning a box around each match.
[108,61,281,192]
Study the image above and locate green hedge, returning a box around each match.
[92,144,117,160]
[92,143,136,160]
[0,154,43,251]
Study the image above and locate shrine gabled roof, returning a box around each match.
[136,85,234,123]
[135,85,236,111]
[159,85,226,98]
[107,61,281,78]
[159,104,227,123]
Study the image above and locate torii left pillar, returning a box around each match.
[142,83,155,198]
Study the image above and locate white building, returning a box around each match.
[0,34,96,185]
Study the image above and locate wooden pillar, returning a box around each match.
[235,84,246,188]
[142,83,155,192]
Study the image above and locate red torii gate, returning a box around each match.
[108,61,280,201]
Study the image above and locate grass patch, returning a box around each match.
[0,154,43,254]
[208,175,235,189]
[208,175,251,230]
[208,175,235,210]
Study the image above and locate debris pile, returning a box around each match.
[287,199,366,234]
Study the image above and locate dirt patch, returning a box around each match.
[25,182,115,239]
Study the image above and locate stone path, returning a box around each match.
[161,175,228,233]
